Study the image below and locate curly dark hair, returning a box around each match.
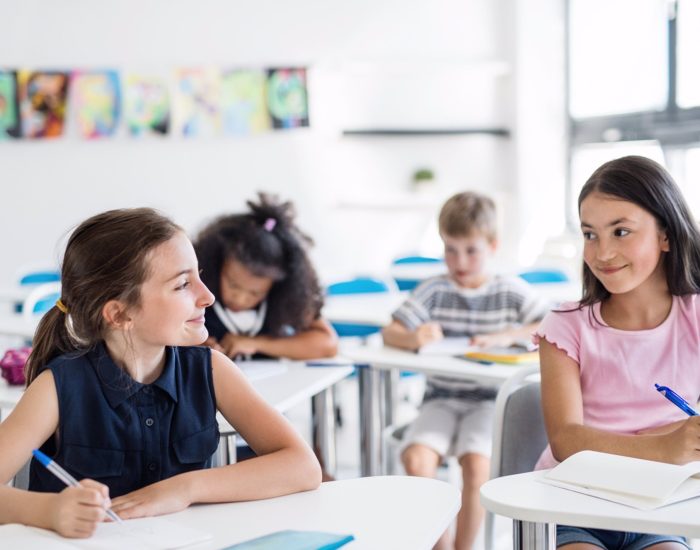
[194,193,324,336]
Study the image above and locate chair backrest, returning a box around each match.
[22,281,62,321]
[391,255,445,291]
[325,277,394,338]
[518,268,570,284]
[484,365,547,550]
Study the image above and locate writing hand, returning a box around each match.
[220,333,258,358]
[470,332,519,348]
[49,479,111,538]
[415,322,444,348]
[660,416,700,464]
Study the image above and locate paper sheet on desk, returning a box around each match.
[237,361,288,381]
[1,517,212,549]
[417,337,472,356]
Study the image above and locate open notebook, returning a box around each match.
[0,517,212,550]
[418,338,538,364]
[541,450,700,510]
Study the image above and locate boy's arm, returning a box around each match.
[382,320,443,351]
[470,321,540,348]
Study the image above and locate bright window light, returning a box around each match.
[569,0,668,118]
[677,0,700,108]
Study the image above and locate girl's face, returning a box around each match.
[219,258,274,312]
[127,232,214,348]
[442,232,496,288]
[580,191,669,296]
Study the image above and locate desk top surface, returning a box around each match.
[481,470,700,538]
[342,343,532,386]
[5,476,460,549]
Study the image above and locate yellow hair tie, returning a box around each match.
[55,299,68,314]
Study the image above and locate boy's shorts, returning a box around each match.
[557,526,690,550]
[400,397,494,459]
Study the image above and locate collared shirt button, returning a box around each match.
[145,417,154,427]
[143,386,152,394]
[148,462,157,471]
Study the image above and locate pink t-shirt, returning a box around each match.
[534,294,700,470]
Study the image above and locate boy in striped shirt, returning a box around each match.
[382,191,550,550]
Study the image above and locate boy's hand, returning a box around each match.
[415,322,444,347]
[110,477,190,520]
[470,332,519,348]
[49,479,110,538]
[220,333,258,358]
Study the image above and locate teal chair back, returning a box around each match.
[326,277,392,337]
[518,268,569,284]
[391,256,444,291]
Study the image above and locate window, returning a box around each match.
[567,0,700,222]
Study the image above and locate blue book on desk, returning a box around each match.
[223,529,354,549]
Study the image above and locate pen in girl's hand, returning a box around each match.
[32,449,123,524]
[654,384,699,416]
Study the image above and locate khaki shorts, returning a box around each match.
[400,397,494,459]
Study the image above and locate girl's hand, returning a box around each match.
[203,337,224,353]
[415,322,444,347]
[220,333,258,358]
[49,479,110,538]
[660,417,700,464]
[110,478,190,520]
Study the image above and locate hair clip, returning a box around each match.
[263,218,277,232]
[55,299,69,314]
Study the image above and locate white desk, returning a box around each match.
[481,470,700,550]
[342,343,535,476]
[6,476,461,549]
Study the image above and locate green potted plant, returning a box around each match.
[411,168,435,192]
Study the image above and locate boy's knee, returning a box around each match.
[458,453,491,488]
[401,444,441,476]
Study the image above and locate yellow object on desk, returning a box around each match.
[464,346,538,365]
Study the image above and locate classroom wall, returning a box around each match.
[0,0,566,286]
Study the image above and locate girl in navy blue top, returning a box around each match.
[0,208,321,539]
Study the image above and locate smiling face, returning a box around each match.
[442,232,496,288]
[126,231,215,348]
[219,258,274,312]
[580,191,669,297]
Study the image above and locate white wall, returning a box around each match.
[0,0,567,286]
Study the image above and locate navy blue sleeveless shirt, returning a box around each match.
[29,343,219,498]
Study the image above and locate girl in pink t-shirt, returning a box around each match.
[537,156,700,550]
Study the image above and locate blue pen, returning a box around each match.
[654,384,699,416]
[32,449,123,524]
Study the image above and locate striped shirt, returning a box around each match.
[392,274,551,401]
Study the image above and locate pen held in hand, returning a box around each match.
[654,384,699,416]
[32,449,123,524]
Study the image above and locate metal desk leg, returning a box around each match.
[213,432,238,467]
[358,364,385,476]
[383,368,399,474]
[312,387,337,477]
[513,520,556,550]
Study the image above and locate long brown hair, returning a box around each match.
[578,155,700,307]
[25,208,181,385]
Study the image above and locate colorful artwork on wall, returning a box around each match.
[71,70,120,138]
[174,67,221,138]
[124,74,170,137]
[0,71,21,139]
[221,69,271,135]
[19,70,69,138]
[266,68,309,129]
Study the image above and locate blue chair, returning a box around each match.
[22,282,61,319]
[14,267,60,313]
[518,268,569,284]
[325,277,393,338]
[391,255,444,291]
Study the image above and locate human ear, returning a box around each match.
[489,238,499,253]
[660,232,670,252]
[102,300,132,329]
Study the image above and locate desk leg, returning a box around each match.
[358,365,386,476]
[312,388,337,477]
[383,368,399,474]
[513,520,556,550]
[213,433,238,467]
